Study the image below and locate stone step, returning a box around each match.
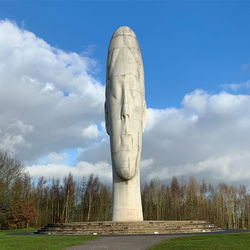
[41,226,207,231]
[37,227,221,232]
[36,228,222,233]
[35,229,222,235]
[39,225,218,231]
[35,220,222,235]
[45,220,209,226]
[40,223,220,228]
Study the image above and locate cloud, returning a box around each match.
[141,90,250,184]
[221,80,250,92]
[2,19,250,186]
[82,124,101,139]
[77,89,250,185]
[46,152,69,165]
[0,19,105,162]
[26,161,112,183]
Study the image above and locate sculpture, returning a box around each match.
[105,26,146,221]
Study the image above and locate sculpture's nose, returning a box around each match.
[121,103,130,120]
[121,87,130,120]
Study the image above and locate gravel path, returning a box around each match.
[66,234,187,250]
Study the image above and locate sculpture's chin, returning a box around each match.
[116,165,136,181]
[112,152,136,180]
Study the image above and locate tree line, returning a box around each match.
[0,151,250,230]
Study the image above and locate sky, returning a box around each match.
[1,1,250,186]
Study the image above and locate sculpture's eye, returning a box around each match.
[131,89,137,99]
[131,90,142,104]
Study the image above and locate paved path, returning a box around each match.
[66,234,187,250]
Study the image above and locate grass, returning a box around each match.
[2,230,250,250]
[148,233,250,250]
[0,228,98,250]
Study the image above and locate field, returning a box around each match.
[0,229,97,250]
[1,229,250,250]
[149,233,250,250]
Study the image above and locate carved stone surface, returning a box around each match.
[105,26,146,221]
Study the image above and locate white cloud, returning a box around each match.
[141,90,250,184]
[0,19,105,161]
[221,80,250,92]
[2,19,250,186]
[0,133,28,152]
[141,158,154,170]
[0,120,33,152]
[46,152,69,165]
[26,161,112,183]
[82,124,100,139]
[23,88,250,186]
[77,89,250,185]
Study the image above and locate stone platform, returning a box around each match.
[35,220,222,235]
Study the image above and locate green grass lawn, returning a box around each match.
[0,228,98,250]
[149,233,250,250]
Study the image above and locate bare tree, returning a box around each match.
[84,174,100,221]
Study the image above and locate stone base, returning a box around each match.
[35,220,222,235]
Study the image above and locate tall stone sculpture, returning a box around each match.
[105,26,146,221]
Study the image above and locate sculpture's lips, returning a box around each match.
[110,133,138,153]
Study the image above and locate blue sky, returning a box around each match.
[2,1,250,108]
[1,1,250,185]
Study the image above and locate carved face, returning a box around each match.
[105,27,146,181]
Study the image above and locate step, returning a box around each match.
[35,220,222,235]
